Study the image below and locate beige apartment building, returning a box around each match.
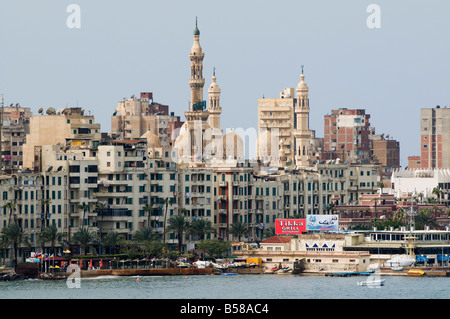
[22,107,101,171]
[111,92,183,161]
[257,71,317,169]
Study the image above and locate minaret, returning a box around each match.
[189,17,206,110]
[207,68,222,130]
[183,18,209,165]
[294,66,312,168]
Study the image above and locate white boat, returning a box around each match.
[357,279,385,287]
[211,262,228,270]
[384,255,415,267]
[391,266,403,271]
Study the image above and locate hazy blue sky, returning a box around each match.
[1,1,450,167]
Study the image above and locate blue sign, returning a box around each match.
[306,215,339,231]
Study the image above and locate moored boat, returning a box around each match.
[391,266,403,271]
[408,269,425,276]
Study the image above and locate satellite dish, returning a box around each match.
[46,107,55,115]
[38,108,43,114]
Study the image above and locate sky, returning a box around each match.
[1,0,450,168]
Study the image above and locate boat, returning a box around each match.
[357,279,385,286]
[408,269,425,276]
[384,255,415,267]
[220,273,237,276]
[277,267,292,274]
[391,266,404,271]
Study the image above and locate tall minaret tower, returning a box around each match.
[189,17,206,110]
[207,68,222,130]
[294,66,312,168]
[183,18,209,165]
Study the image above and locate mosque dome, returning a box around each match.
[141,131,161,148]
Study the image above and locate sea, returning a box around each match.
[1,274,448,317]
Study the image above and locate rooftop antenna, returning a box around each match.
[301,65,304,74]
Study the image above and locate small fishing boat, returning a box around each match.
[408,269,425,276]
[391,266,403,271]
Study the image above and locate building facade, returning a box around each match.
[420,106,450,169]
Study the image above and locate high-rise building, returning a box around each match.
[0,105,32,173]
[111,92,183,161]
[22,107,101,171]
[420,106,450,169]
[257,70,315,168]
[323,108,373,163]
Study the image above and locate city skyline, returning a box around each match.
[1,1,450,168]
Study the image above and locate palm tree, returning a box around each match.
[190,218,216,241]
[1,223,22,268]
[417,192,424,204]
[167,215,190,252]
[229,221,249,242]
[134,227,160,255]
[143,203,154,228]
[95,201,107,255]
[103,231,123,254]
[40,198,51,228]
[415,209,439,230]
[39,225,62,256]
[432,186,442,203]
[73,227,96,255]
[78,202,89,228]
[161,197,173,243]
[5,200,17,225]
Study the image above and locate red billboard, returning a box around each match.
[275,219,306,235]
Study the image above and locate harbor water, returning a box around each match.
[1,274,449,299]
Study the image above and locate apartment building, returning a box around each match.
[323,108,373,163]
[22,107,101,171]
[420,106,450,169]
[111,92,183,161]
[0,106,32,173]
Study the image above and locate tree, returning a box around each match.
[161,197,174,243]
[39,225,62,256]
[417,192,424,204]
[229,221,249,242]
[78,202,89,228]
[5,200,17,225]
[415,209,439,230]
[95,201,107,256]
[73,227,96,255]
[197,239,231,259]
[166,215,190,252]
[103,231,123,254]
[143,203,154,228]
[432,186,443,204]
[189,218,216,241]
[40,198,52,228]
[1,223,22,268]
[134,227,160,256]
